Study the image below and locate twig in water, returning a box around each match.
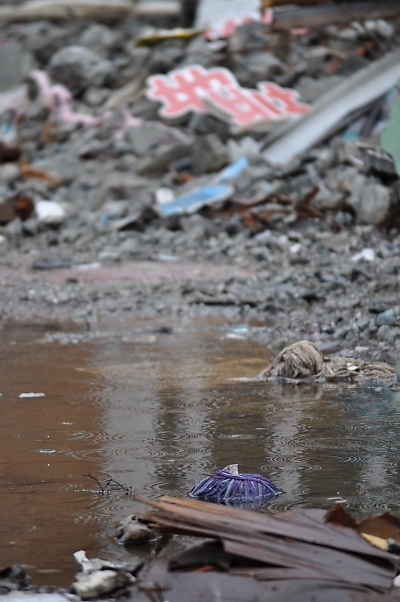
[83,472,105,495]
[105,477,134,495]
[83,473,134,496]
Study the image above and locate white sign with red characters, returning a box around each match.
[146,65,310,131]
[202,10,274,40]
[194,0,272,41]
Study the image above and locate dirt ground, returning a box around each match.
[1,5,400,362]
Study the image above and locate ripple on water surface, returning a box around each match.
[1,323,400,587]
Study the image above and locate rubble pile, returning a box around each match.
[0,1,400,360]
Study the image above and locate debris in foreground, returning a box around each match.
[127,496,400,601]
[261,340,396,383]
[188,463,281,506]
[72,550,136,600]
[115,514,160,546]
[3,500,400,601]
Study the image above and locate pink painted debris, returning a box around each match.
[30,70,111,127]
[146,65,310,130]
[290,28,309,36]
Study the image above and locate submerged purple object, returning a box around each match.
[188,464,281,506]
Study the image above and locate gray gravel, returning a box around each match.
[0,10,399,363]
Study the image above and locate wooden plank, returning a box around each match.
[141,510,396,589]
[223,539,394,590]
[135,497,398,590]
[152,498,397,563]
[129,572,377,602]
[0,0,180,22]
[130,572,400,602]
[231,567,343,580]
[272,0,400,30]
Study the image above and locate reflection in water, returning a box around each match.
[1,322,400,587]
[98,328,400,521]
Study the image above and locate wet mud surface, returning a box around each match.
[1,319,400,587]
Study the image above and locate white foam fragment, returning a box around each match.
[351,248,375,262]
[35,200,66,224]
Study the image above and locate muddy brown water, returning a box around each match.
[1,319,400,587]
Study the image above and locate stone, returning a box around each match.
[79,24,120,57]
[179,33,214,68]
[147,43,186,75]
[20,22,69,63]
[377,325,400,343]
[244,51,285,80]
[30,155,81,186]
[192,134,229,176]
[180,214,217,239]
[116,47,151,87]
[295,75,344,104]
[0,163,21,184]
[48,46,114,95]
[188,113,230,140]
[135,143,193,175]
[115,515,159,545]
[125,124,176,157]
[347,177,391,225]
[0,42,31,92]
[232,20,272,52]
[84,87,110,107]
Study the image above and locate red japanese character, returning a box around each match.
[206,85,272,126]
[257,82,310,116]
[146,66,235,118]
[248,90,283,120]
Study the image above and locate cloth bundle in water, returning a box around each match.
[261,340,396,383]
[188,464,281,506]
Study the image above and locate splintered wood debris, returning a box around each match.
[127,496,400,602]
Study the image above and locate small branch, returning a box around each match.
[83,473,105,495]
[83,473,134,496]
[106,477,134,495]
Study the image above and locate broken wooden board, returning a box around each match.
[129,549,400,602]
[133,496,399,593]
[272,1,400,30]
[0,0,180,22]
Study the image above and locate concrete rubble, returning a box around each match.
[0,0,400,368]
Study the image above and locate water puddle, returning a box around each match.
[1,320,400,586]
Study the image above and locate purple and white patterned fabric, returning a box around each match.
[188,466,281,506]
